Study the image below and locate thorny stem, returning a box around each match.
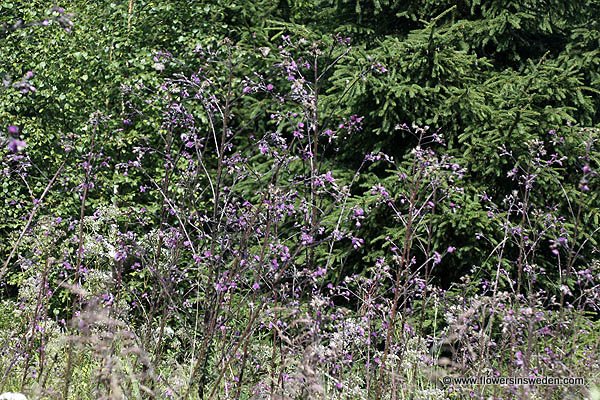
[376,135,424,399]
[1,160,67,280]
[185,40,234,399]
[63,118,98,400]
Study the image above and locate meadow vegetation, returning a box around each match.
[0,1,599,399]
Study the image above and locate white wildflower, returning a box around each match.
[0,393,28,400]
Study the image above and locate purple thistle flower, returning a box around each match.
[370,184,389,198]
[432,251,442,265]
[301,232,313,245]
[258,142,268,155]
[324,171,335,183]
[514,351,524,367]
[7,138,26,153]
[351,237,364,249]
[7,125,19,135]
[215,282,228,292]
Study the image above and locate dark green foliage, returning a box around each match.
[319,0,600,286]
[1,0,599,298]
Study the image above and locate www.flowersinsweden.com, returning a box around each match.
[442,376,586,386]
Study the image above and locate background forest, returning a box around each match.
[0,1,599,399]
